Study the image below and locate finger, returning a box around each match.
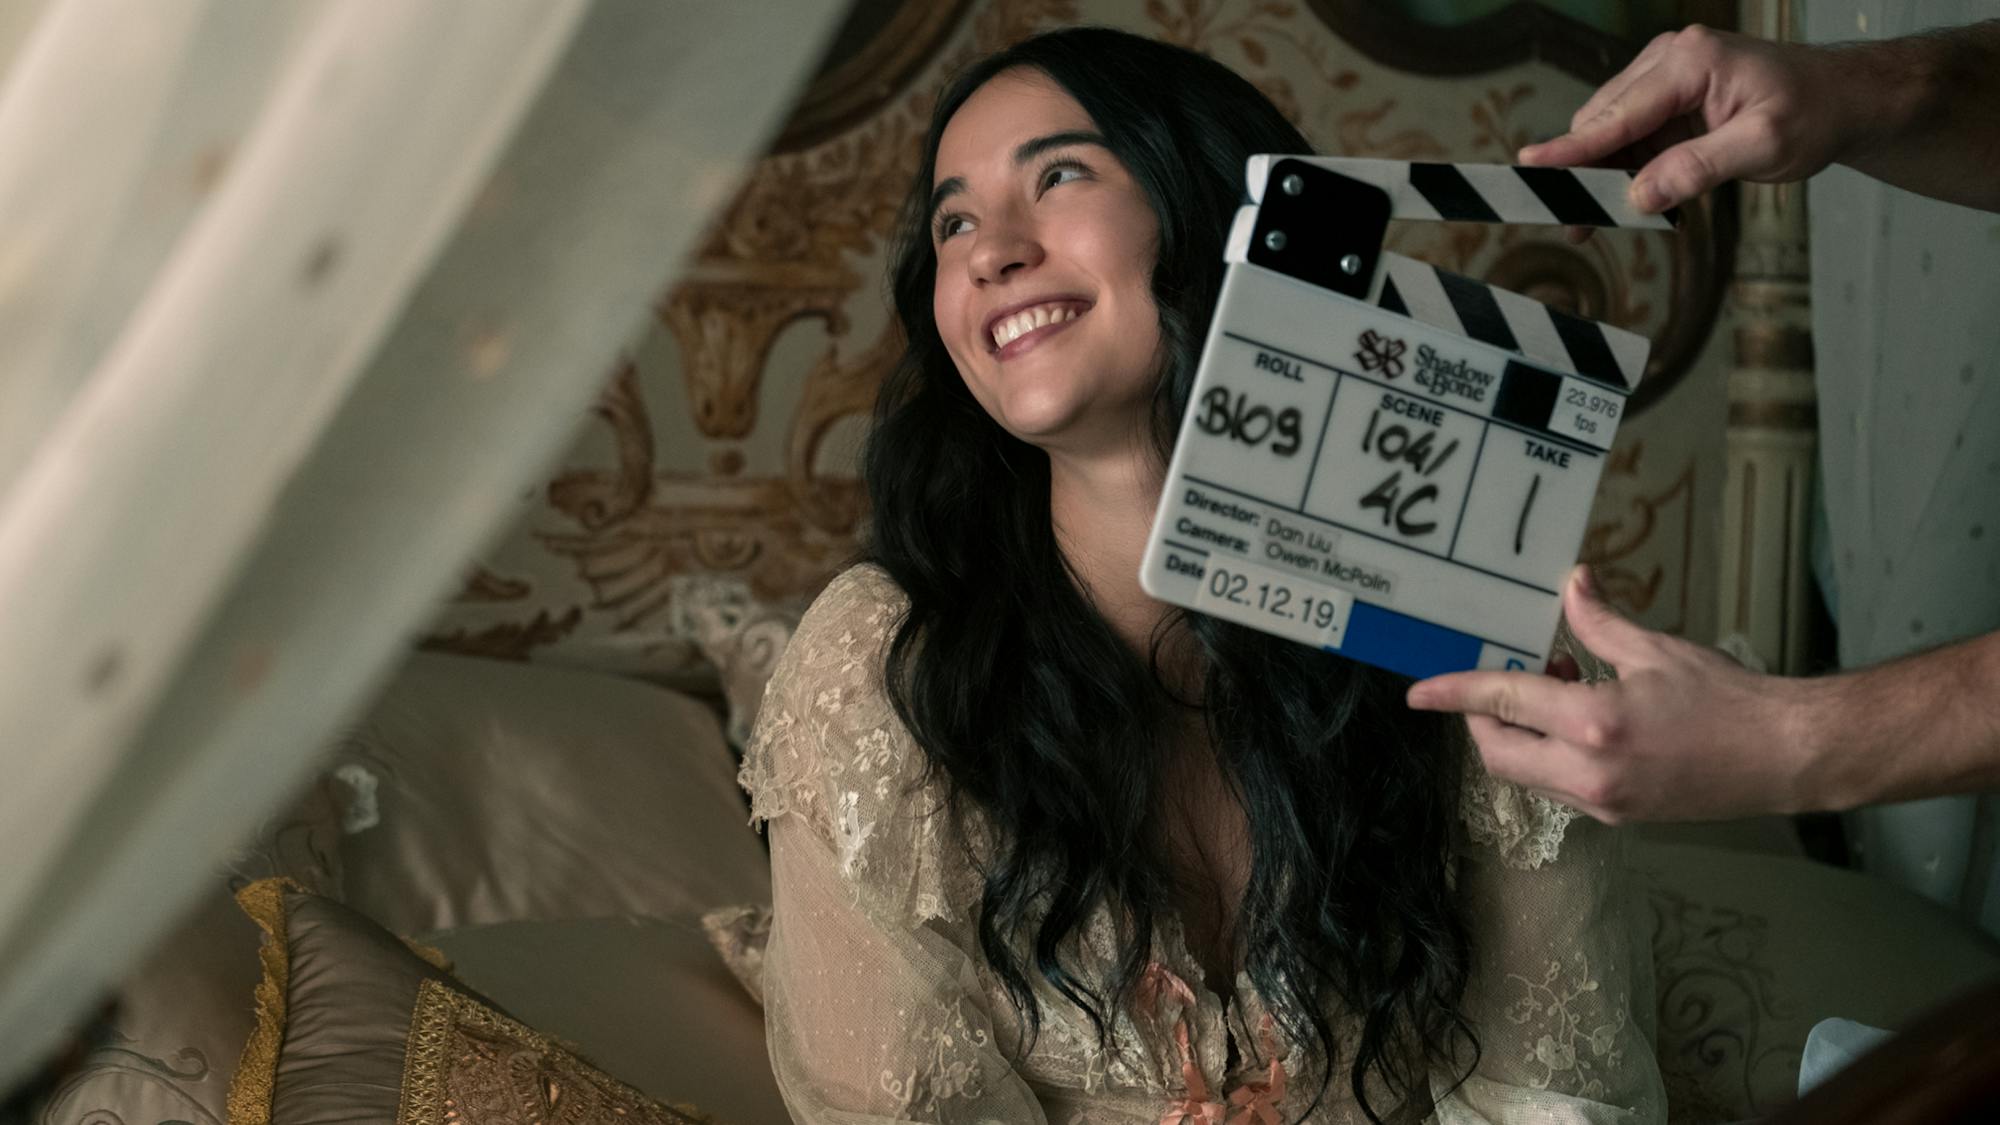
[1559,565,1654,666]
[1405,668,1600,741]
[1532,59,1706,172]
[1463,714,1598,814]
[1629,113,1772,212]
[1569,31,1679,131]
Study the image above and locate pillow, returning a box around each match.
[1636,840,2000,1123]
[664,574,802,749]
[226,878,719,1125]
[30,782,347,1125]
[328,651,771,934]
[429,915,787,1125]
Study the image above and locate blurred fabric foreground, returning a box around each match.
[0,0,844,1087]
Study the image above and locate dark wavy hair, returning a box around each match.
[862,26,1475,1123]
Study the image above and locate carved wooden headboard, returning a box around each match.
[422,0,1777,683]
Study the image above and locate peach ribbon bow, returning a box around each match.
[1138,962,1287,1125]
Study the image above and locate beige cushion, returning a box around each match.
[30,783,347,1125]
[227,880,718,1125]
[1637,839,2000,1123]
[430,916,787,1125]
[330,651,769,933]
[33,655,770,1125]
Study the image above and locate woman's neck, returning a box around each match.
[1047,440,1168,654]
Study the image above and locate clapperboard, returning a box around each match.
[1139,157,1674,678]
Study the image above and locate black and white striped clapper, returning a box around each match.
[1234,155,1665,390]
[1371,251,1647,390]
[1247,155,1679,231]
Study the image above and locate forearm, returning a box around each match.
[1799,628,2000,810]
[1830,20,2000,212]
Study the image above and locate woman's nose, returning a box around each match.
[968,216,1043,284]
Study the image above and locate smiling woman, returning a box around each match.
[738,26,1666,1125]
[927,71,1162,456]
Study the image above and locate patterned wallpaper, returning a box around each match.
[418,0,1735,686]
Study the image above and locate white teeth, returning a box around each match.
[991,303,1081,349]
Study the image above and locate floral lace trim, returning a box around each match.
[1452,619,1606,871]
[1503,951,1628,1101]
[737,565,962,924]
[879,994,996,1115]
[1460,772,1577,871]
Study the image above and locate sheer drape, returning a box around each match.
[1804,0,2000,935]
[0,0,842,1086]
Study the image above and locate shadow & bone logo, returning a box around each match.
[1354,329,1406,379]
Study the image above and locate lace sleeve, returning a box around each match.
[1436,769,1666,1123]
[737,566,963,919]
[740,566,1046,1121]
[762,814,1049,1123]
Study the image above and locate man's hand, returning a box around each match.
[1520,25,1859,217]
[1523,21,2000,219]
[1405,566,1817,823]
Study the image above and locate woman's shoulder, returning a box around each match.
[741,562,969,920]
[785,562,908,660]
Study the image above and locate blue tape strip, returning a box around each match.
[1334,601,1483,679]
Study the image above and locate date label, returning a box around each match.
[1191,557,1352,648]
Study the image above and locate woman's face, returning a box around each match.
[929,69,1163,456]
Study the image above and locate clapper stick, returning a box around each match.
[1245,156,1679,230]
[1228,157,1664,390]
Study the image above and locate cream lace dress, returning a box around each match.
[739,565,1666,1125]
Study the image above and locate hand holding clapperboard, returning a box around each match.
[1139,158,1676,679]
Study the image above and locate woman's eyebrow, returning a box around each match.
[928,130,1110,223]
[1011,129,1108,165]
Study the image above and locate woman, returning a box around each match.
[740,26,1663,1124]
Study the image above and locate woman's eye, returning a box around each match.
[1038,161,1089,194]
[935,214,971,241]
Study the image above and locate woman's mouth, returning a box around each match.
[989,300,1090,358]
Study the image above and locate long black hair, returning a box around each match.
[862,27,1475,1122]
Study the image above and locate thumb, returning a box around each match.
[1561,565,1650,665]
[1629,114,1770,212]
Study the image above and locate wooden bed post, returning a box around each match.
[1719,0,1818,673]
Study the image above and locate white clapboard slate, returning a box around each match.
[1139,156,1674,679]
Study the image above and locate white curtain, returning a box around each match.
[0,0,843,1086]
[1806,0,2000,933]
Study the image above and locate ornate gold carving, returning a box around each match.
[1581,443,1695,633]
[788,321,904,535]
[662,266,854,440]
[543,362,854,618]
[419,610,584,662]
[549,360,653,529]
[451,567,532,604]
[770,1,972,153]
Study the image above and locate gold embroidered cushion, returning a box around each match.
[226,879,717,1125]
